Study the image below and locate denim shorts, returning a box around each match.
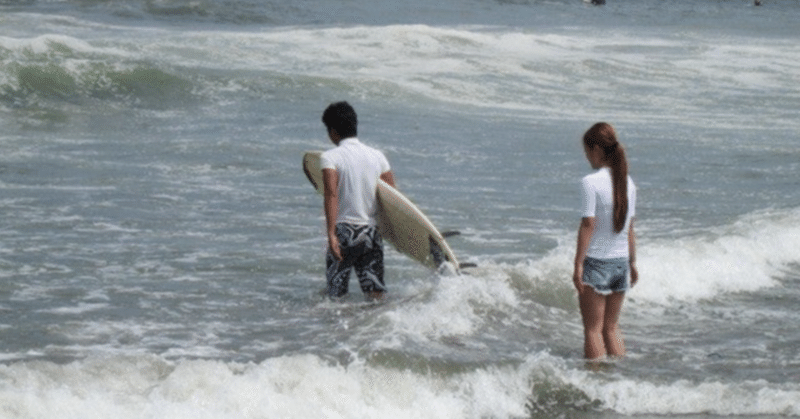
[582,256,629,295]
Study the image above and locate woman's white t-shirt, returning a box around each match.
[580,167,636,259]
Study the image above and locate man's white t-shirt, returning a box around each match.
[580,167,637,259]
[320,138,390,226]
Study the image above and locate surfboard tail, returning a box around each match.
[430,235,477,270]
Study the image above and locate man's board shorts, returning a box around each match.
[326,223,385,298]
[582,256,630,295]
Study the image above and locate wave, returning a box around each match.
[1,352,797,419]
[342,207,800,367]
[559,364,800,417]
[633,208,800,305]
[200,23,799,127]
[0,34,197,111]
[0,353,532,419]
[495,207,800,309]
[3,20,799,130]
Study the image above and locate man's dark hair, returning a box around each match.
[322,101,358,138]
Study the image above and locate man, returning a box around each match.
[320,102,396,300]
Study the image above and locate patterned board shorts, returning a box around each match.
[326,223,385,298]
[582,256,630,295]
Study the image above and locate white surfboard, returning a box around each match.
[303,150,461,271]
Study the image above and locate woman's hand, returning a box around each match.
[629,262,638,287]
[573,265,586,294]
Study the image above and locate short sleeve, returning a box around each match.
[320,151,336,171]
[580,176,596,218]
[378,151,390,173]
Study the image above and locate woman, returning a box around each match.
[573,122,638,360]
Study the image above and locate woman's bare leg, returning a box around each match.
[579,289,608,359]
[603,292,626,357]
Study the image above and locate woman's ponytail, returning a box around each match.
[583,123,629,234]
[608,142,628,233]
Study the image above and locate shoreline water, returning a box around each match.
[2,0,800,417]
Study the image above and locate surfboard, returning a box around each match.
[303,150,461,271]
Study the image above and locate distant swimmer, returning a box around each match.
[754,0,761,5]
[591,0,606,5]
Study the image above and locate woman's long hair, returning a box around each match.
[583,122,629,233]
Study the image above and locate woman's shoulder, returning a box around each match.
[583,167,610,182]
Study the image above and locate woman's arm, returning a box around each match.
[573,217,596,294]
[628,219,638,287]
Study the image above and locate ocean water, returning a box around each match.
[1,0,799,417]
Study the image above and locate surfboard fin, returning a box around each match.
[430,235,476,271]
[429,235,449,266]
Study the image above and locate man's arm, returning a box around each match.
[380,171,396,188]
[322,168,342,261]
